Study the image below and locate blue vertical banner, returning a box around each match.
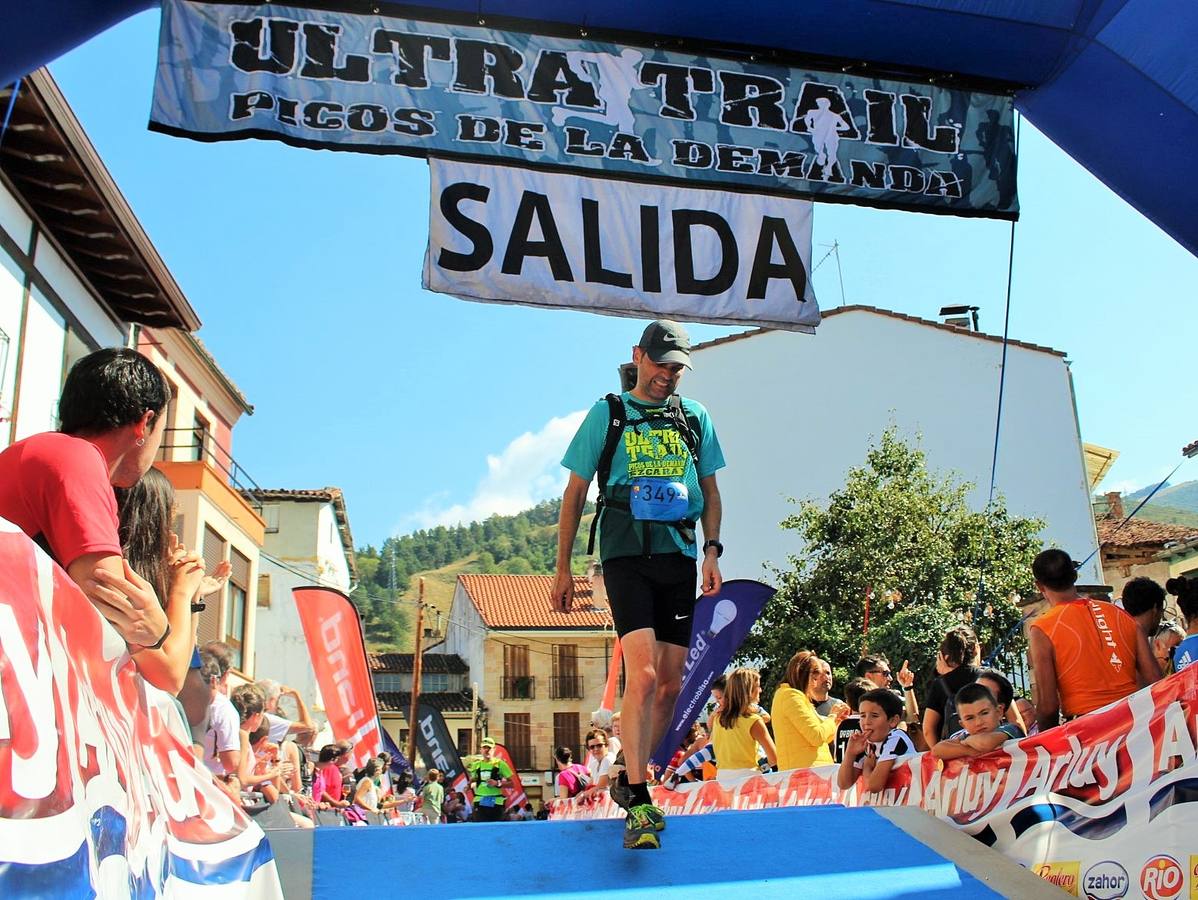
[649,580,774,774]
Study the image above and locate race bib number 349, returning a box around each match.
[630,478,689,521]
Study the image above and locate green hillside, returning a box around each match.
[1127,480,1198,513]
[1135,503,1198,529]
[352,500,596,652]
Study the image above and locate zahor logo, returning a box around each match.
[1141,855,1184,900]
[1083,861,1129,900]
[1035,861,1080,896]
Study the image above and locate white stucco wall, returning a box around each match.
[445,583,487,689]
[253,499,354,721]
[683,309,1101,587]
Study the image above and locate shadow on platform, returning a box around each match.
[264,805,1058,898]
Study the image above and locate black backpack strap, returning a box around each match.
[665,394,701,468]
[586,394,626,555]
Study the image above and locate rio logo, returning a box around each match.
[1141,855,1184,900]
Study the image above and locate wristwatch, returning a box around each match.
[702,539,724,558]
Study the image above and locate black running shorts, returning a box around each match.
[602,553,698,647]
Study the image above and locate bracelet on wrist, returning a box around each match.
[144,622,172,650]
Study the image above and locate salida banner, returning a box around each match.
[0,523,282,897]
[648,580,775,772]
[151,0,1017,218]
[552,664,1198,899]
[425,158,819,329]
[293,586,382,769]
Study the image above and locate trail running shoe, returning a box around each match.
[623,804,664,850]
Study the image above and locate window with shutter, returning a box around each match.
[226,549,250,670]
[196,526,226,646]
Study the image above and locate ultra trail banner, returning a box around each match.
[293,586,382,770]
[425,159,819,329]
[553,663,1198,899]
[151,0,1018,218]
[0,523,283,897]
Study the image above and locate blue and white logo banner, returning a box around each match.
[424,158,819,330]
[151,0,1018,218]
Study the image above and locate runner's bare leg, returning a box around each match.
[648,642,687,770]
[618,628,659,788]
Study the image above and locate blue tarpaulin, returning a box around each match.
[6,1,1196,256]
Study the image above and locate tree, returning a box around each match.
[741,428,1044,698]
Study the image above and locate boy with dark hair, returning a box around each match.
[833,677,874,764]
[0,347,180,688]
[1121,576,1167,638]
[931,683,1023,760]
[837,688,914,793]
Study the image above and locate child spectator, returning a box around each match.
[837,688,914,793]
[833,677,874,764]
[1168,578,1198,672]
[931,683,1023,760]
[710,667,777,783]
[975,668,1025,737]
[419,769,444,823]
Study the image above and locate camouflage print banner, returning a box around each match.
[151,0,1018,218]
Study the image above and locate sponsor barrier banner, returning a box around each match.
[553,663,1198,897]
[424,158,819,330]
[414,701,470,796]
[151,0,1017,218]
[0,523,282,897]
[493,743,528,813]
[649,580,775,773]
[293,587,382,769]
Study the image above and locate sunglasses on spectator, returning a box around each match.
[870,669,892,678]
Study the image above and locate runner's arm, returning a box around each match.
[551,473,589,611]
[698,474,722,596]
[1028,626,1060,732]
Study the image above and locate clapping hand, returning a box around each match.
[896,660,914,689]
[200,560,232,598]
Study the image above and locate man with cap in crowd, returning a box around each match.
[466,737,512,822]
[551,319,726,850]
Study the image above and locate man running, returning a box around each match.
[551,319,725,850]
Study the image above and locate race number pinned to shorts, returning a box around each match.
[630,478,689,521]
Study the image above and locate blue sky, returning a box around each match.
[49,10,1198,545]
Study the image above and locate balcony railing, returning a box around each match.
[549,675,583,700]
[507,745,536,771]
[501,675,535,700]
[158,427,265,512]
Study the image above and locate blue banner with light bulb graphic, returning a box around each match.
[650,580,774,774]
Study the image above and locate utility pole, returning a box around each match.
[471,680,479,756]
[406,577,425,767]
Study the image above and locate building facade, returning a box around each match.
[251,488,358,716]
[443,573,617,801]
[369,652,477,762]
[682,305,1103,586]
[0,70,198,448]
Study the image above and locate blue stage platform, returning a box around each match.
[297,805,1045,898]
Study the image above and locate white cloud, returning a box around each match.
[396,409,589,531]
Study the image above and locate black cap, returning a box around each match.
[638,320,692,368]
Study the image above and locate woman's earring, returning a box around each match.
[136,438,145,447]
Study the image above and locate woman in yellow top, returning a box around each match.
[771,650,851,770]
[709,668,777,785]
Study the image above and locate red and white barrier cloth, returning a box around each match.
[0,522,283,897]
[550,666,1198,897]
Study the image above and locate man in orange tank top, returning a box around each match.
[1028,549,1161,732]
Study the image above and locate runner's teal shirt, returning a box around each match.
[562,392,725,561]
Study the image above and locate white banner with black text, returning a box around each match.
[423,157,820,331]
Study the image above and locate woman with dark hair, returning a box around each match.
[922,625,981,747]
[771,650,850,770]
[350,759,383,823]
[114,467,218,694]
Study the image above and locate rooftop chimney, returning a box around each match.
[588,559,607,607]
[1105,491,1124,519]
[938,305,980,332]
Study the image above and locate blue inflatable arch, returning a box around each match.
[8,1,1196,256]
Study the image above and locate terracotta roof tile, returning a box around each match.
[458,574,613,630]
[1096,515,1198,548]
[368,652,468,674]
[691,305,1066,358]
[375,690,475,714]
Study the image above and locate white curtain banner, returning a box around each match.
[423,158,820,330]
